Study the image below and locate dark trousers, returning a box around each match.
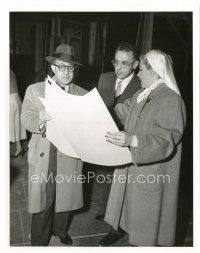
[95,166,124,235]
[31,144,70,246]
[95,166,115,213]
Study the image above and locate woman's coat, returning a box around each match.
[105,83,186,246]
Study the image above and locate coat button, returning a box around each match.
[40,153,44,157]
[42,133,46,138]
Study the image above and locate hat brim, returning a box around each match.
[46,55,82,66]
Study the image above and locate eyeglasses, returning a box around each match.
[111,59,135,68]
[52,64,77,72]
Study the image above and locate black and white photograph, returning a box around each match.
[9,10,193,247]
[0,0,199,252]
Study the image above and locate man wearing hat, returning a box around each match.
[21,44,87,246]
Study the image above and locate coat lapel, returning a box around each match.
[38,81,46,97]
[106,76,117,106]
[116,74,141,104]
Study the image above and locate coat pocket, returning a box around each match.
[133,164,166,193]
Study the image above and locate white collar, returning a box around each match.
[115,72,134,94]
[137,79,162,104]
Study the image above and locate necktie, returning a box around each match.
[61,86,69,92]
[115,81,122,97]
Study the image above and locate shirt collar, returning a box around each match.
[115,72,134,91]
[137,79,162,104]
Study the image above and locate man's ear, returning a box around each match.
[51,64,55,73]
[132,60,139,70]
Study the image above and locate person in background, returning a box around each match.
[103,49,186,246]
[96,42,141,246]
[21,44,87,246]
[10,69,27,158]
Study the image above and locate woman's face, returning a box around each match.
[137,62,154,88]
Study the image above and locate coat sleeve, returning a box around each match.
[21,85,41,133]
[131,93,186,164]
[114,98,133,126]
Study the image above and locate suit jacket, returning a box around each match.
[105,83,186,246]
[21,81,87,213]
[98,72,141,128]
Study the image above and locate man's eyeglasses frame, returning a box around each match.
[111,59,135,68]
[52,63,78,72]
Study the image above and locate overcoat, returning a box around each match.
[105,83,186,246]
[21,81,87,213]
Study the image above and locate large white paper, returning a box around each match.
[44,76,80,158]
[40,77,132,166]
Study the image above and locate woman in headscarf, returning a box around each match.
[104,50,186,246]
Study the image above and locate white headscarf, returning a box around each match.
[146,50,180,96]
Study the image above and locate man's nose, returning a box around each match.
[63,67,70,74]
[116,64,122,70]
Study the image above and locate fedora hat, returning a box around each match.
[46,44,81,66]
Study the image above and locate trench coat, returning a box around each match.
[21,81,87,213]
[104,83,186,246]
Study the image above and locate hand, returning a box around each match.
[105,131,133,147]
[39,109,52,125]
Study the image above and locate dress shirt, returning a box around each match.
[115,72,134,96]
